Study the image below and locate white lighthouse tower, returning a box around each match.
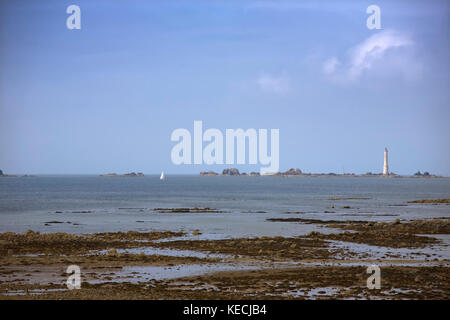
[383,148,389,176]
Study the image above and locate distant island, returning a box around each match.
[200,169,260,176]
[0,170,34,177]
[200,168,444,178]
[100,172,144,177]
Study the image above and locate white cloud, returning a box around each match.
[322,57,340,75]
[257,73,290,94]
[349,30,413,79]
[323,30,416,83]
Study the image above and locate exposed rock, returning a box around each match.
[0,170,17,177]
[408,199,450,204]
[153,207,222,213]
[267,217,450,248]
[222,168,240,176]
[249,172,260,176]
[100,172,144,177]
[412,171,441,178]
[200,171,219,176]
[100,173,118,177]
[275,168,302,176]
[282,168,302,175]
[124,172,138,177]
[123,172,144,177]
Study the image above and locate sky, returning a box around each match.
[0,0,449,175]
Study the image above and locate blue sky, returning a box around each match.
[0,0,449,175]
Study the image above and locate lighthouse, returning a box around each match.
[383,148,389,176]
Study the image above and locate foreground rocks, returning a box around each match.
[2,265,448,300]
[267,218,450,248]
[151,236,333,261]
[1,218,449,299]
[0,230,184,255]
[408,199,450,204]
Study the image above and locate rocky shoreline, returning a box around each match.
[200,168,446,178]
[99,172,144,177]
[0,170,36,178]
[1,217,448,299]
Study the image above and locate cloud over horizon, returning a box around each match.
[323,30,417,84]
[257,73,291,94]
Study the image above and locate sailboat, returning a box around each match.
[160,171,165,180]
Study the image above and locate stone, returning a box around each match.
[222,168,240,176]
[200,171,218,176]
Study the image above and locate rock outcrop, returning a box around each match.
[200,171,219,176]
[200,169,262,176]
[277,168,302,176]
[124,172,144,177]
[222,168,240,176]
[100,172,144,177]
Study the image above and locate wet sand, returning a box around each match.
[1,218,449,299]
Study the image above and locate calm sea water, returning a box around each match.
[0,175,449,237]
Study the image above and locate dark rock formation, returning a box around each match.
[200,171,219,176]
[249,172,260,176]
[124,172,138,177]
[222,168,240,176]
[276,168,302,176]
[284,168,302,175]
[0,169,3,176]
[100,172,144,177]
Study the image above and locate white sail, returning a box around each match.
[160,171,165,180]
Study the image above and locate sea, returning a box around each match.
[1,175,449,238]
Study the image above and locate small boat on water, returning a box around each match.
[160,171,165,180]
